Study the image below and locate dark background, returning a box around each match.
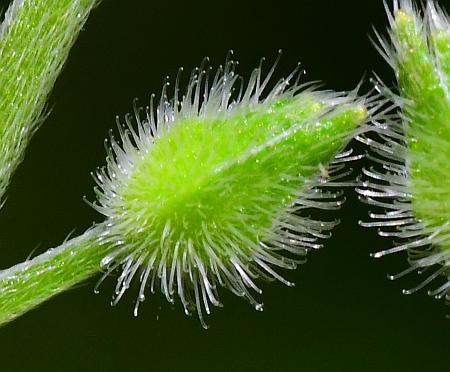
[0,0,449,371]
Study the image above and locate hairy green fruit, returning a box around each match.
[359,0,450,303]
[91,57,367,327]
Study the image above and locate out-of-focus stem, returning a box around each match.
[0,0,100,203]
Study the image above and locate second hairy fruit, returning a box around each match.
[358,0,450,305]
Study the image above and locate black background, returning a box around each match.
[0,0,449,371]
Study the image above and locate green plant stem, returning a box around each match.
[0,0,100,203]
[0,225,111,326]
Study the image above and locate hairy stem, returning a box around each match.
[0,225,111,326]
[0,0,100,203]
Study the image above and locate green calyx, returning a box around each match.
[113,92,366,261]
[88,60,368,325]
